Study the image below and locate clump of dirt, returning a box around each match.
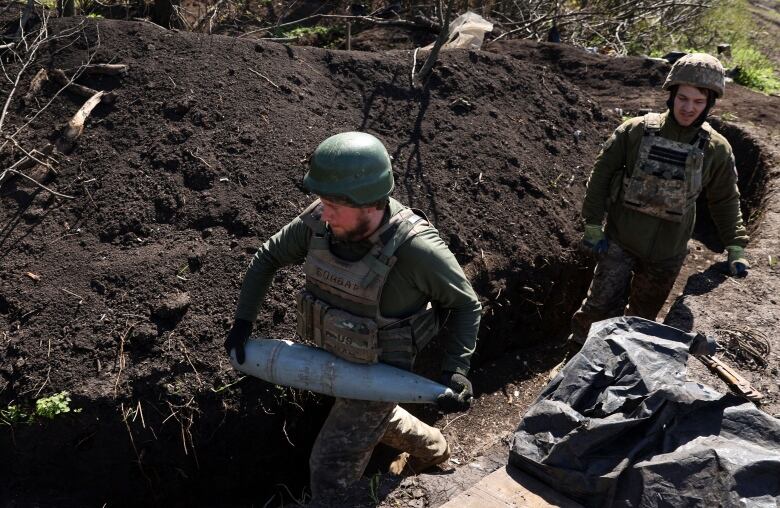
[0,16,614,506]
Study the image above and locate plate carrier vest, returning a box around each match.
[622,113,711,222]
[295,199,439,371]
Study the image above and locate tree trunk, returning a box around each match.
[152,0,180,28]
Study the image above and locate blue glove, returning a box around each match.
[726,245,749,276]
[583,224,608,254]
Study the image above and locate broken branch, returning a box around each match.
[50,68,116,103]
[414,0,455,86]
[83,63,129,76]
[21,67,48,106]
[55,90,104,154]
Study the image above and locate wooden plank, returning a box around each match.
[439,465,583,508]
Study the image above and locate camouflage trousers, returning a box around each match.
[309,398,448,500]
[570,241,685,344]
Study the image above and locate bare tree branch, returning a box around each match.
[414,0,455,86]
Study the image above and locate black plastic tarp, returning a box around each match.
[509,316,780,507]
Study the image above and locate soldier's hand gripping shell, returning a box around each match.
[582,224,609,255]
[726,245,750,277]
[436,372,473,413]
[224,318,253,364]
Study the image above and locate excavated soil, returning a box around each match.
[1,13,779,508]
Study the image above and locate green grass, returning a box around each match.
[730,47,780,93]
[368,473,381,505]
[640,0,780,94]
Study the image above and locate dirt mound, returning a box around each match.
[0,16,617,506]
[491,38,780,125]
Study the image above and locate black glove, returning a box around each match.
[436,371,473,413]
[224,318,252,364]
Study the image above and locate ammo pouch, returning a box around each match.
[296,291,438,369]
[377,305,438,370]
[297,291,380,364]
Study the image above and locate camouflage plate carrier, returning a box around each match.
[622,113,711,222]
[295,199,439,370]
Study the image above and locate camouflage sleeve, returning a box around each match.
[398,229,482,376]
[704,144,749,248]
[581,120,632,225]
[234,217,311,322]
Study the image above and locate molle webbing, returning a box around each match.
[622,114,708,222]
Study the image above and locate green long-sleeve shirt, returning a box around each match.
[235,198,482,375]
[582,111,748,261]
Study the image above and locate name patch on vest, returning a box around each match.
[315,266,361,291]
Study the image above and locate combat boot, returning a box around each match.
[388,444,451,476]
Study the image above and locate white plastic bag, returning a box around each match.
[423,11,494,51]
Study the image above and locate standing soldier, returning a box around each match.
[224,132,481,502]
[569,53,749,351]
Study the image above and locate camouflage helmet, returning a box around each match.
[663,52,726,98]
[304,132,394,206]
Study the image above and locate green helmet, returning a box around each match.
[663,52,725,98]
[304,132,394,206]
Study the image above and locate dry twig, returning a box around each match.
[248,67,279,89]
[121,402,153,487]
[113,321,137,396]
[0,12,48,134]
[0,168,75,198]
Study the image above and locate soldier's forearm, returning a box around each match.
[441,302,481,375]
[706,176,748,249]
[234,218,310,322]
[234,260,278,323]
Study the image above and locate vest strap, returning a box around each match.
[644,113,662,135]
